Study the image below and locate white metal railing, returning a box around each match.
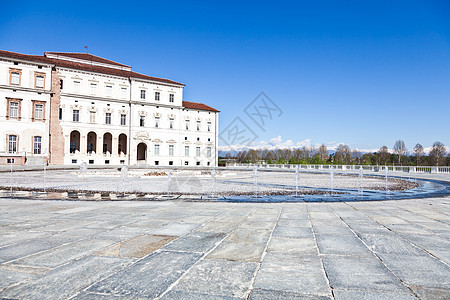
[227,163,450,174]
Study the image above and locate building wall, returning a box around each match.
[0,52,218,167]
[0,58,52,165]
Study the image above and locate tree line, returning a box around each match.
[225,140,449,166]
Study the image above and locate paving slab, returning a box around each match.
[321,255,409,292]
[253,253,330,296]
[333,289,416,299]
[96,234,176,258]
[222,228,271,244]
[249,288,331,299]
[272,226,313,238]
[1,255,134,300]
[315,234,372,256]
[172,259,258,298]
[267,237,316,254]
[207,241,266,262]
[0,268,35,291]
[163,232,225,253]
[377,253,450,288]
[87,251,201,298]
[11,238,117,268]
[161,290,240,299]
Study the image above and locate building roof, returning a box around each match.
[45,52,131,68]
[183,101,219,112]
[0,49,184,86]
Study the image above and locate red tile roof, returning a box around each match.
[183,101,219,112]
[45,52,131,68]
[0,49,184,86]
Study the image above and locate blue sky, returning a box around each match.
[1,1,449,152]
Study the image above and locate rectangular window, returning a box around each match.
[121,87,127,98]
[155,92,160,101]
[73,110,79,122]
[74,81,80,93]
[185,120,190,130]
[169,145,174,156]
[207,147,212,157]
[8,135,17,153]
[207,122,211,132]
[10,72,20,85]
[9,102,19,118]
[197,121,201,131]
[140,116,145,127]
[34,136,42,154]
[155,117,160,128]
[106,85,112,97]
[196,161,200,166]
[120,114,126,125]
[169,161,173,165]
[196,147,200,157]
[185,161,189,166]
[154,144,160,155]
[59,107,63,120]
[34,104,43,120]
[169,118,174,129]
[35,76,44,88]
[185,146,189,157]
[169,94,174,102]
[140,90,146,99]
[105,113,111,124]
[155,161,159,165]
[90,111,96,123]
[60,79,63,90]
[90,82,97,94]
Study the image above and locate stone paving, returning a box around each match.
[0,195,449,299]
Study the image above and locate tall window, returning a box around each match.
[8,135,17,153]
[155,92,160,101]
[140,90,146,99]
[90,83,97,94]
[197,120,201,131]
[155,117,160,128]
[207,122,211,132]
[185,146,189,156]
[169,145,174,156]
[10,71,20,85]
[185,120,190,130]
[34,104,43,120]
[73,110,79,122]
[106,85,112,97]
[105,113,111,124]
[90,111,96,123]
[154,144,160,155]
[140,116,145,127]
[74,81,81,93]
[207,147,212,157]
[196,147,200,157]
[35,76,44,88]
[120,114,126,125]
[59,108,63,120]
[121,87,127,98]
[34,136,42,154]
[9,102,19,118]
[169,118,174,129]
[169,94,174,102]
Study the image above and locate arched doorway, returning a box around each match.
[87,132,97,154]
[70,130,80,153]
[137,143,147,161]
[118,134,127,155]
[103,133,112,154]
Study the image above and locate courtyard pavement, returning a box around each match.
[0,193,449,299]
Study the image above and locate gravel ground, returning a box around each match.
[0,169,417,195]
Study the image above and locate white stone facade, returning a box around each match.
[0,50,219,167]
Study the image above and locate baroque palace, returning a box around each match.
[0,50,218,166]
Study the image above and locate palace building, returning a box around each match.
[0,50,219,167]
